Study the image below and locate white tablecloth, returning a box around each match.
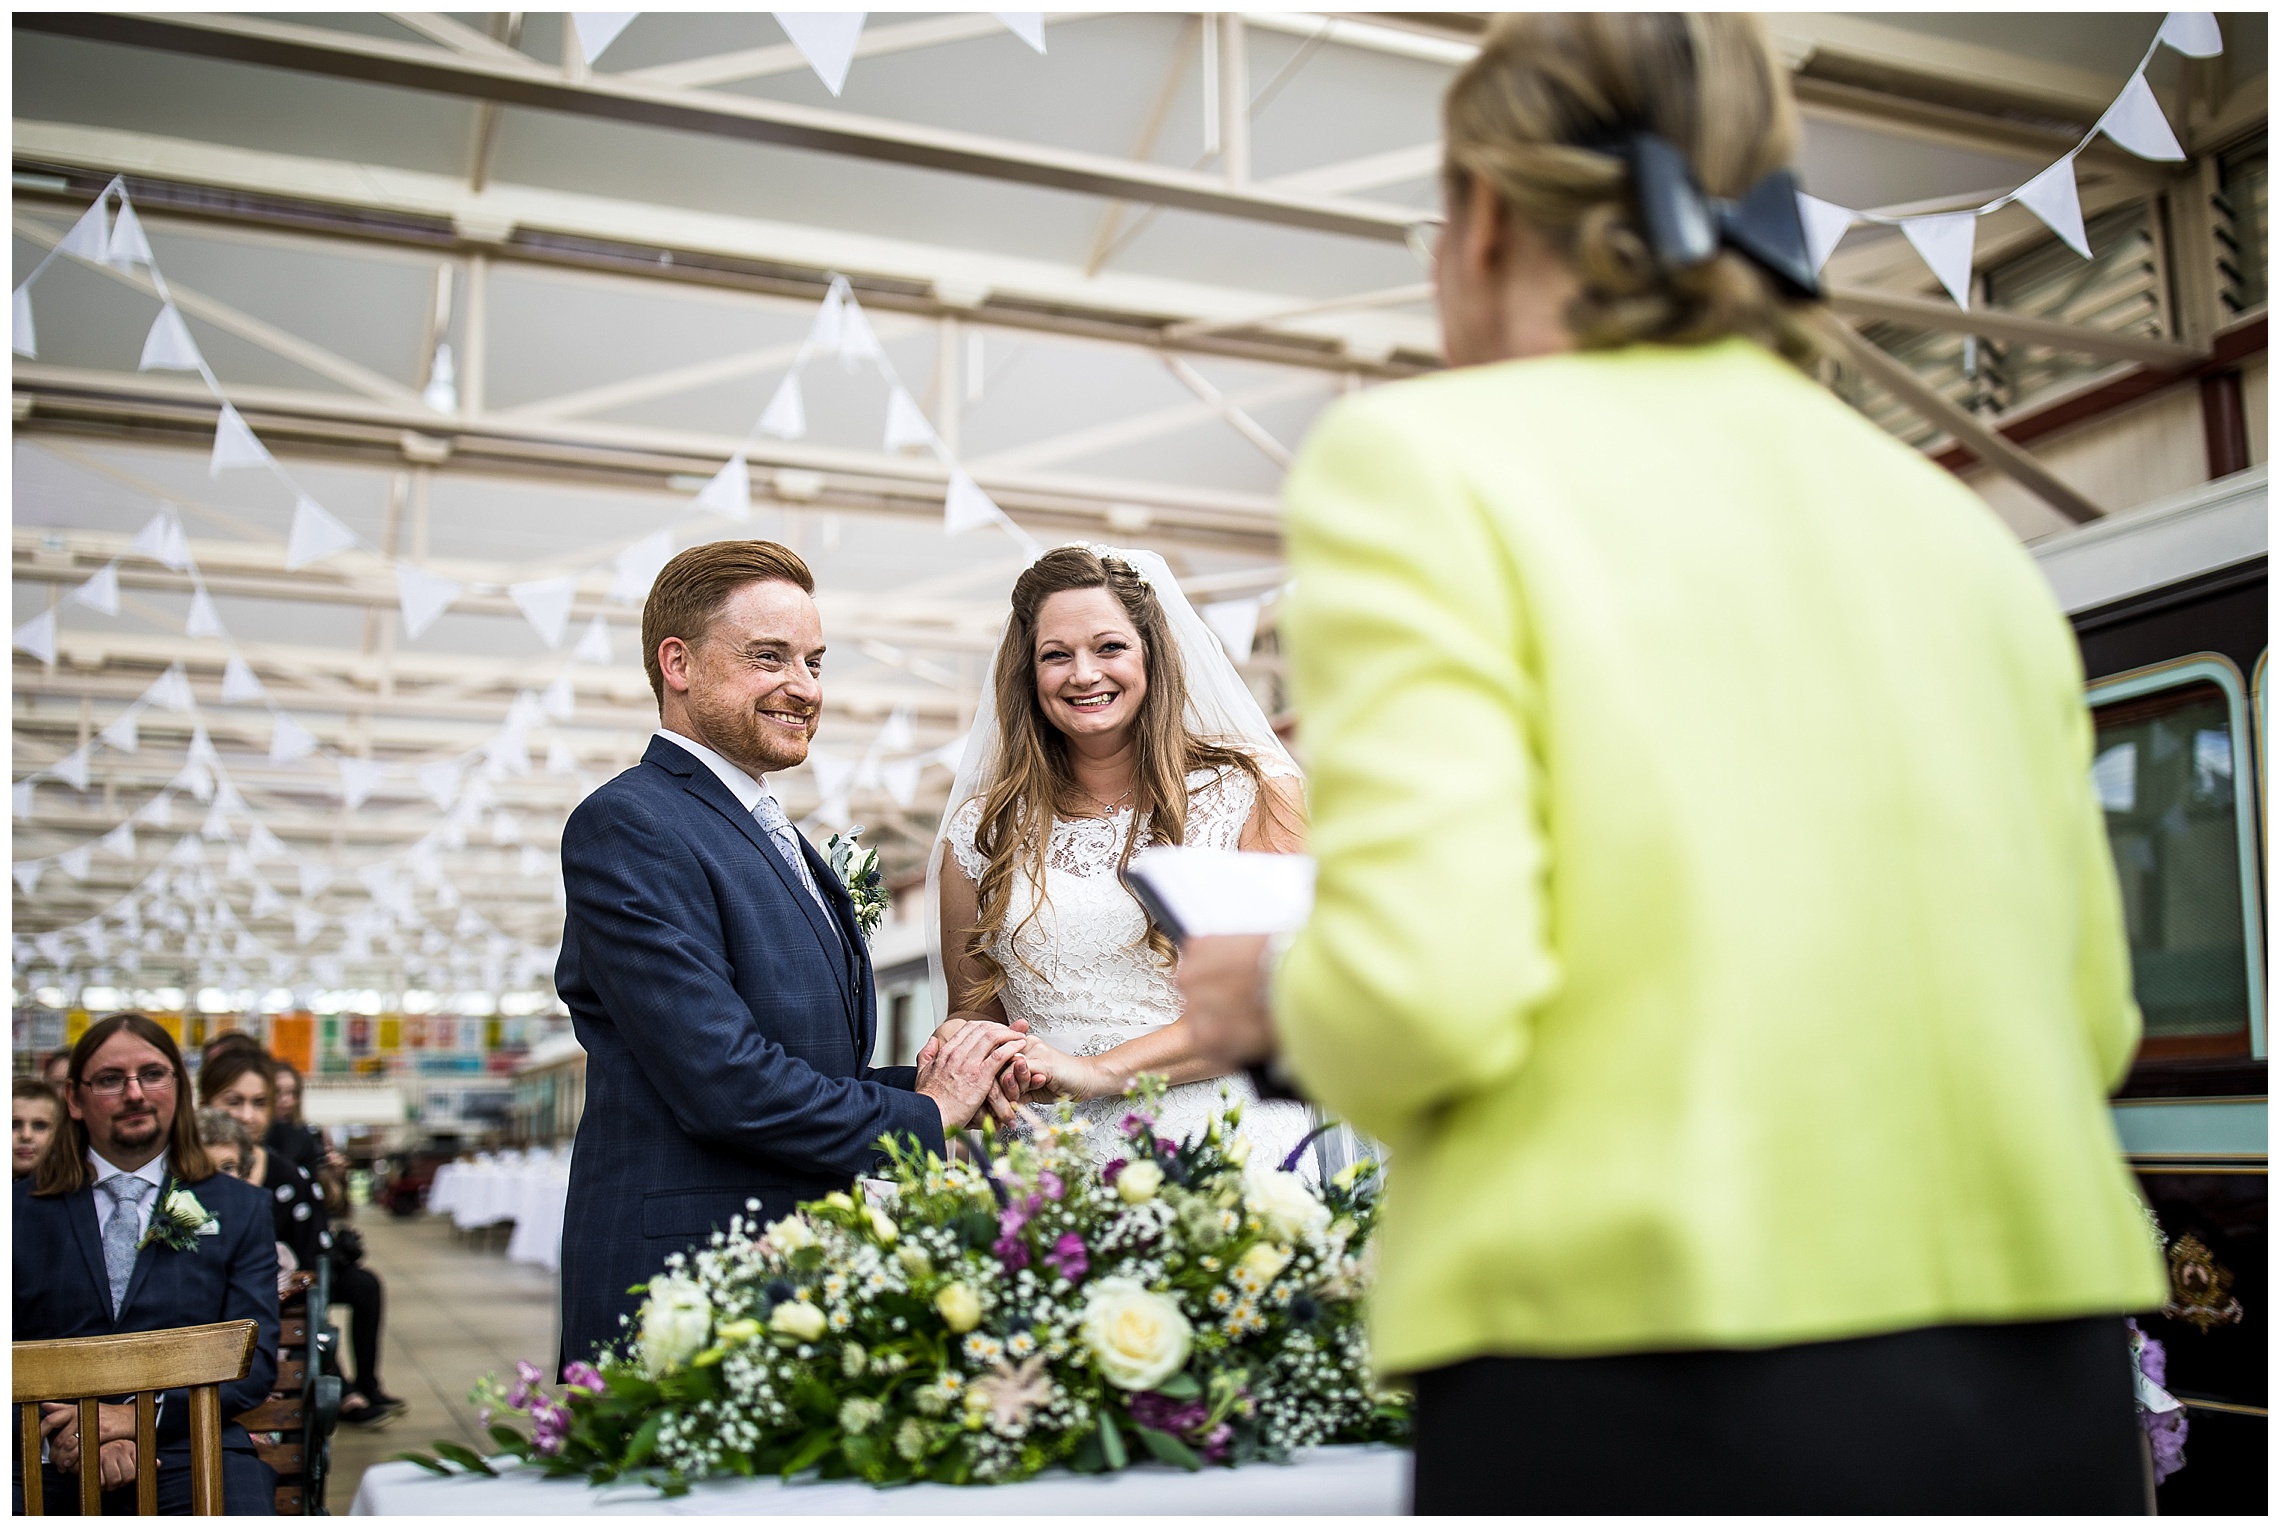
[351,1444,1410,1515]
[426,1151,573,1271]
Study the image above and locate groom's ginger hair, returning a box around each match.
[642,540,816,707]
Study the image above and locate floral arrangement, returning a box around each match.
[141,1183,218,1252]
[400,1083,1403,1494]
[826,827,889,941]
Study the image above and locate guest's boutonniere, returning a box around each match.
[826,827,889,941]
[140,1183,220,1253]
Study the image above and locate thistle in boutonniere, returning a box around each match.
[827,826,889,941]
[140,1184,218,1253]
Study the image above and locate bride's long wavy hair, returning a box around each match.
[960,547,1288,1009]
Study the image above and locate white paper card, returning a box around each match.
[1125,845,1315,938]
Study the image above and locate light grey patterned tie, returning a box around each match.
[750,792,835,927]
[100,1174,154,1317]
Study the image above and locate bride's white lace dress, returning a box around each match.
[946,765,1312,1173]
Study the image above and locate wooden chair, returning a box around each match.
[13,1320,257,1515]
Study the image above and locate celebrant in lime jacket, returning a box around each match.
[1178,14,2163,1515]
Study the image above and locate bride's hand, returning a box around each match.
[1015,1038,1118,1103]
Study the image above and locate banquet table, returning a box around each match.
[351,1444,1410,1515]
[425,1149,574,1271]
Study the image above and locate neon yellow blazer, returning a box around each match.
[1274,340,2166,1376]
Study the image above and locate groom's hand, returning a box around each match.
[916,1021,1030,1135]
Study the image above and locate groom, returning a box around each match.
[554,540,1024,1368]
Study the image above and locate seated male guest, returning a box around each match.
[14,1013,279,1515]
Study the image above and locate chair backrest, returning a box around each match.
[14,1321,257,1516]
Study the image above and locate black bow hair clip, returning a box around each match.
[1622,131,1822,301]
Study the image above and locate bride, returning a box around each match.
[926,544,1313,1167]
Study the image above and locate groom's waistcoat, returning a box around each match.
[553,737,941,1367]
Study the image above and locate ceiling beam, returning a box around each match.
[13,11,1419,242]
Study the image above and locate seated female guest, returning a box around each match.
[1186,12,2165,1514]
[199,1051,405,1425]
[13,1078,60,1178]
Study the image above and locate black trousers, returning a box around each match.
[18,1443,275,1515]
[1412,1316,2145,1514]
[329,1260,388,1399]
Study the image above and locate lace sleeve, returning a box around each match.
[944,796,989,884]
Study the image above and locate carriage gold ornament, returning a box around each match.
[2161,1232,2244,1334]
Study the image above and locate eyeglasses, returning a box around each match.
[1405,215,1445,275]
[80,1066,177,1097]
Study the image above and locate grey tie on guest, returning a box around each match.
[751,791,836,929]
[99,1174,154,1317]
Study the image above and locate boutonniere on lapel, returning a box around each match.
[826,827,888,942]
[140,1183,220,1253]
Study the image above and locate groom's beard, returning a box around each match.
[688,686,815,776]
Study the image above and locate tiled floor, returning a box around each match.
[322,1214,558,1508]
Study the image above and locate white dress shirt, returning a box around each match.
[653,728,776,816]
[89,1149,170,1241]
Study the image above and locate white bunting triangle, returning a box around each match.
[773,11,867,96]
[881,755,921,808]
[573,11,638,63]
[337,755,388,808]
[70,560,122,616]
[298,860,333,899]
[14,861,43,897]
[13,609,57,663]
[837,294,884,365]
[221,654,266,704]
[185,583,225,638]
[416,760,463,809]
[1796,193,1857,275]
[944,470,1001,535]
[285,494,358,570]
[1900,211,1978,308]
[511,575,580,647]
[58,196,110,263]
[139,303,203,371]
[546,738,579,775]
[884,386,936,451]
[993,12,1046,52]
[540,670,577,721]
[209,403,271,476]
[146,662,195,713]
[572,614,614,665]
[246,820,288,861]
[201,797,232,839]
[57,846,94,881]
[608,531,675,604]
[2099,73,2185,161]
[250,879,283,918]
[806,282,847,355]
[396,564,463,640]
[53,744,92,791]
[759,372,807,439]
[695,454,750,519]
[105,199,155,269]
[99,706,141,754]
[269,709,320,764]
[12,285,34,359]
[136,793,171,827]
[2157,12,2224,57]
[132,507,194,571]
[2012,156,2091,259]
[877,704,915,753]
[98,822,136,859]
[293,905,326,943]
[13,780,37,819]
[1202,597,1262,662]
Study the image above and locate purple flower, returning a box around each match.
[1044,1231,1089,1280]
[1198,1421,1232,1465]
[1102,1158,1127,1186]
[507,1359,546,1411]
[1040,1170,1065,1202]
[993,1201,1033,1269]
[530,1400,572,1457]
[1118,1111,1156,1138]
[1128,1389,1208,1438]
[560,1361,607,1396]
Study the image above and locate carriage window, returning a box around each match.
[2091,677,2259,1059]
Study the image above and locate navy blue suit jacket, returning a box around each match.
[554,735,944,1366]
[13,1167,280,1447]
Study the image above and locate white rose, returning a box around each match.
[1222,1135,1252,1167]
[1237,1241,1291,1285]
[764,1215,816,1256]
[636,1275,713,1376]
[770,1299,827,1341]
[1080,1278,1192,1391]
[1116,1160,1164,1205]
[1244,1164,1330,1246]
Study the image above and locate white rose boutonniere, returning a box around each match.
[140,1185,218,1253]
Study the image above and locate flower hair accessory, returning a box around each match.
[1070,542,1152,589]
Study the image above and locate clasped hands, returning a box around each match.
[912,1014,1103,1133]
[41,1402,139,1490]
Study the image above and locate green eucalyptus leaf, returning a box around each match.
[1154,1371,1203,1400]
[622,1411,666,1469]
[1098,1413,1128,1471]
[391,1451,453,1476]
[431,1442,498,1476]
[1134,1426,1202,1471]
